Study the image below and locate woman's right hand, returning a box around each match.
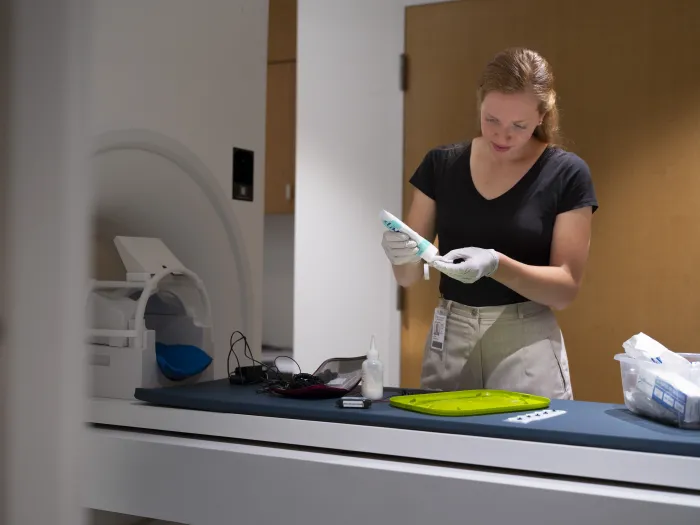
[381,231,421,266]
[385,188,436,286]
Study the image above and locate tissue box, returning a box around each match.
[615,353,700,429]
[622,332,693,368]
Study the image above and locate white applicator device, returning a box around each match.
[380,209,439,266]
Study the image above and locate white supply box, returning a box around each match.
[615,333,700,429]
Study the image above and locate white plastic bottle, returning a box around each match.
[380,210,439,264]
[361,335,384,401]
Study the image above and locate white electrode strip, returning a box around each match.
[504,409,567,424]
[423,264,429,280]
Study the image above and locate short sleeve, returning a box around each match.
[557,155,599,215]
[409,149,438,200]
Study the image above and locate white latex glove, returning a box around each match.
[382,231,421,266]
[432,247,499,284]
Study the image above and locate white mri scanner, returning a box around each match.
[88,234,216,399]
[85,131,700,525]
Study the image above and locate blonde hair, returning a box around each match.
[477,47,560,144]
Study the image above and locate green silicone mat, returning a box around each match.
[389,389,551,417]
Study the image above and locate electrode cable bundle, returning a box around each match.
[227,330,326,393]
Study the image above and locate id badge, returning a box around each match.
[430,307,447,352]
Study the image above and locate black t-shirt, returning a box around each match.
[410,141,599,307]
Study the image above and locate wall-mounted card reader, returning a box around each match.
[232,147,254,201]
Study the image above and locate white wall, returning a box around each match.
[0,0,7,517]
[89,0,268,373]
[263,215,295,348]
[296,0,451,384]
[296,0,403,381]
[87,2,267,523]
[0,0,8,515]
[3,1,91,524]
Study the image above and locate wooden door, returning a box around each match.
[265,61,296,214]
[402,0,700,402]
[265,0,297,214]
[267,0,297,64]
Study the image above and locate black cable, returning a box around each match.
[228,330,308,388]
[273,354,302,375]
[228,331,275,384]
[226,332,243,380]
[227,331,330,394]
[258,372,325,395]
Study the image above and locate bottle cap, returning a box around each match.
[368,335,378,359]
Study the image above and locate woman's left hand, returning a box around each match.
[433,247,500,283]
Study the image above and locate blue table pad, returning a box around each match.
[133,379,700,458]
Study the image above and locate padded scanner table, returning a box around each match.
[85,379,700,525]
[134,379,700,458]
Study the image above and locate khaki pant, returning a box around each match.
[420,299,573,400]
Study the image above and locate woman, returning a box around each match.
[382,47,598,399]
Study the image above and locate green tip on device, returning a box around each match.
[380,209,439,265]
